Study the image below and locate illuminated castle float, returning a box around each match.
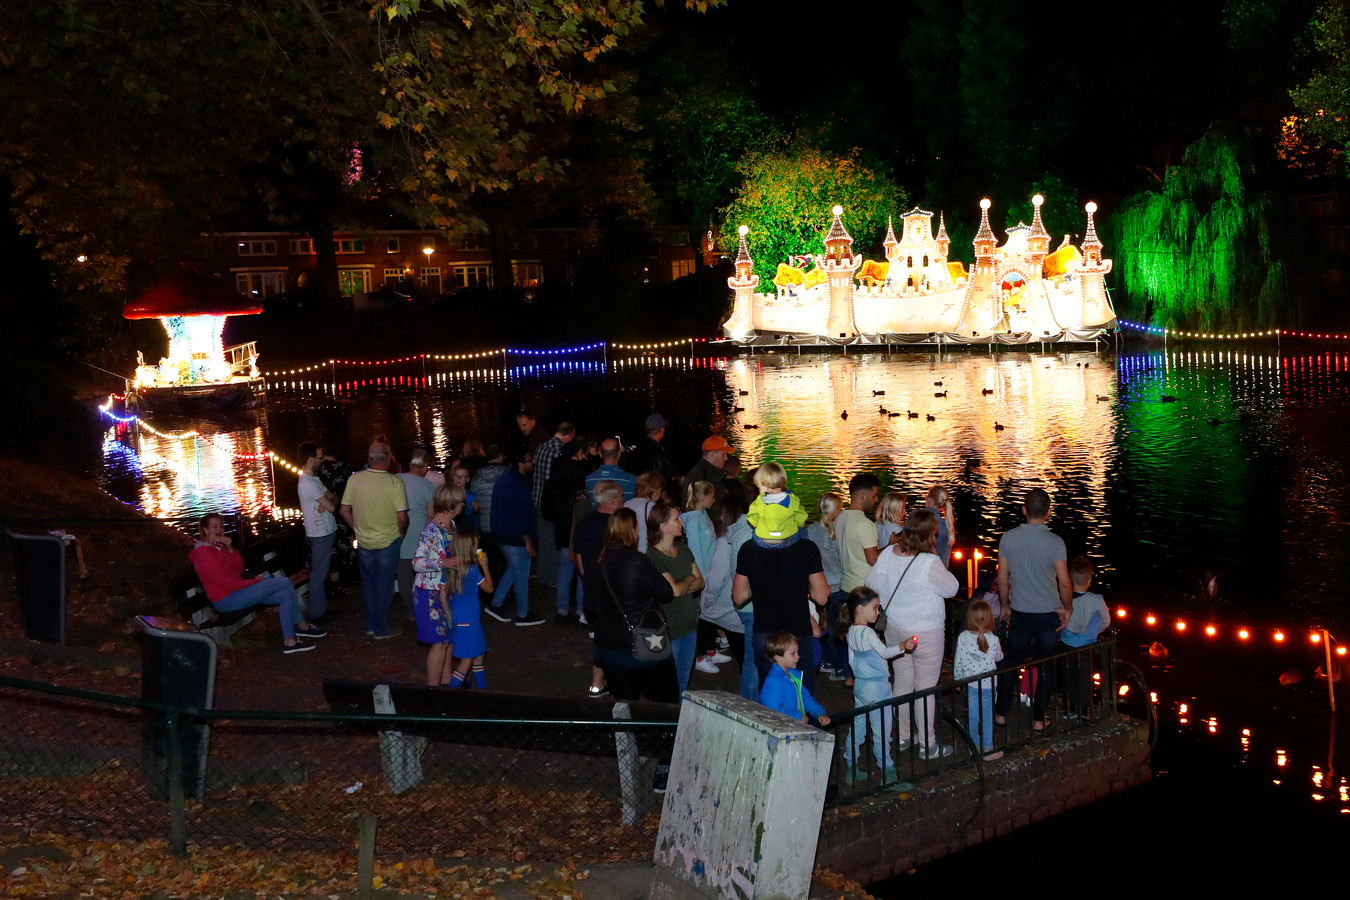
[724,196,1115,344]
[123,268,266,413]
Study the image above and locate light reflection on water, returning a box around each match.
[100,347,1350,624]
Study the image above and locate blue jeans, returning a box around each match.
[306,530,336,619]
[996,610,1061,723]
[737,610,759,702]
[967,680,996,752]
[214,576,303,641]
[556,548,579,614]
[671,631,697,697]
[493,544,532,617]
[752,630,819,696]
[358,541,400,636]
[848,675,894,767]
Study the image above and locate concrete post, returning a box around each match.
[655,691,834,900]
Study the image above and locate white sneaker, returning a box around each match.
[715,635,731,651]
[694,657,721,674]
[708,650,733,664]
[917,742,954,760]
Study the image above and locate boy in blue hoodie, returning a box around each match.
[1059,555,1111,717]
[760,631,831,726]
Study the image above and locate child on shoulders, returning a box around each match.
[747,463,807,547]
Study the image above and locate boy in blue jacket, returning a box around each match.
[761,631,831,727]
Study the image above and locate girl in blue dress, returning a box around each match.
[444,532,493,688]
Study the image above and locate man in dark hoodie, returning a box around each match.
[483,451,543,626]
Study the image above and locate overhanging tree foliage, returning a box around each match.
[0,0,722,306]
[719,143,906,286]
[1108,131,1294,330]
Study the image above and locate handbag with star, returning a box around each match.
[602,561,673,662]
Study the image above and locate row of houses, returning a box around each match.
[219,225,711,303]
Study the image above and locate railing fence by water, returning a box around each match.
[0,640,1138,861]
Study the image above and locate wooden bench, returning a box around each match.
[323,679,680,810]
[172,549,311,647]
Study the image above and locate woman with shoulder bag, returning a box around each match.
[864,508,960,760]
[593,508,679,703]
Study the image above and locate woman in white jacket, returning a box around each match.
[864,508,959,760]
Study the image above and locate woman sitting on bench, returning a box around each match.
[189,513,328,655]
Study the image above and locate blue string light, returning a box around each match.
[1119,319,1168,335]
[503,341,607,356]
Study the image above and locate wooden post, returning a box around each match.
[357,814,377,893]
[1325,629,1336,712]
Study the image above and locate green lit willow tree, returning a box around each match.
[718,144,905,285]
[1108,131,1293,331]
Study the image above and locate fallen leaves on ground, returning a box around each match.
[0,831,599,898]
[813,866,880,900]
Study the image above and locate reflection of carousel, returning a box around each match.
[725,196,1116,346]
[123,268,267,414]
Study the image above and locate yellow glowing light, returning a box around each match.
[1118,685,1129,696]
[1338,647,1347,656]
[423,246,433,256]
[831,205,843,217]
[1313,794,1325,801]
[1274,631,1285,642]
[1146,615,1157,625]
[1179,703,1188,714]
[1205,625,1217,636]
[1312,632,1322,643]
[1242,728,1250,736]
[1150,692,1159,703]
[973,550,983,560]
[1176,621,1187,632]
[738,225,749,237]
[1116,608,1127,618]
[953,550,963,560]
[1238,629,1250,640]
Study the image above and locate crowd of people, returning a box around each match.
[190,412,1113,764]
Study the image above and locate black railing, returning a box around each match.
[825,638,1121,804]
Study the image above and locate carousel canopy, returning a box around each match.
[123,271,263,320]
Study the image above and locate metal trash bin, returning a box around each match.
[136,615,216,801]
[6,531,66,644]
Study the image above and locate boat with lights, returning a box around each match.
[122,267,267,414]
[724,196,1116,345]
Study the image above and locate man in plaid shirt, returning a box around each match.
[531,421,575,588]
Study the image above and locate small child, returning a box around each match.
[1059,555,1111,717]
[747,463,807,547]
[683,481,728,674]
[954,599,1004,760]
[874,492,906,549]
[413,489,462,685]
[443,532,494,688]
[760,631,831,727]
[835,587,915,783]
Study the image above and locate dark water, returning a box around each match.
[98,344,1350,870]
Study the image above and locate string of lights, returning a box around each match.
[1120,320,1350,341]
[260,338,721,378]
[1114,604,1348,651]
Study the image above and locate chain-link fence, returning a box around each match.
[0,676,677,861]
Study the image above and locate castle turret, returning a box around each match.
[1081,201,1103,266]
[936,212,950,262]
[723,225,759,340]
[820,205,863,337]
[882,216,898,261]
[1028,194,1050,266]
[973,198,997,270]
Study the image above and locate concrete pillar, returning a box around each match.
[655,691,834,900]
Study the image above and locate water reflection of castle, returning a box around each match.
[724,197,1116,345]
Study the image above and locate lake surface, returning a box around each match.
[98,343,1350,867]
[102,345,1350,625]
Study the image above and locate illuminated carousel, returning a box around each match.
[123,269,267,414]
[724,196,1116,345]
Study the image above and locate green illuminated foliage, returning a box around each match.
[1108,131,1292,330]
[719,143,906,285]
